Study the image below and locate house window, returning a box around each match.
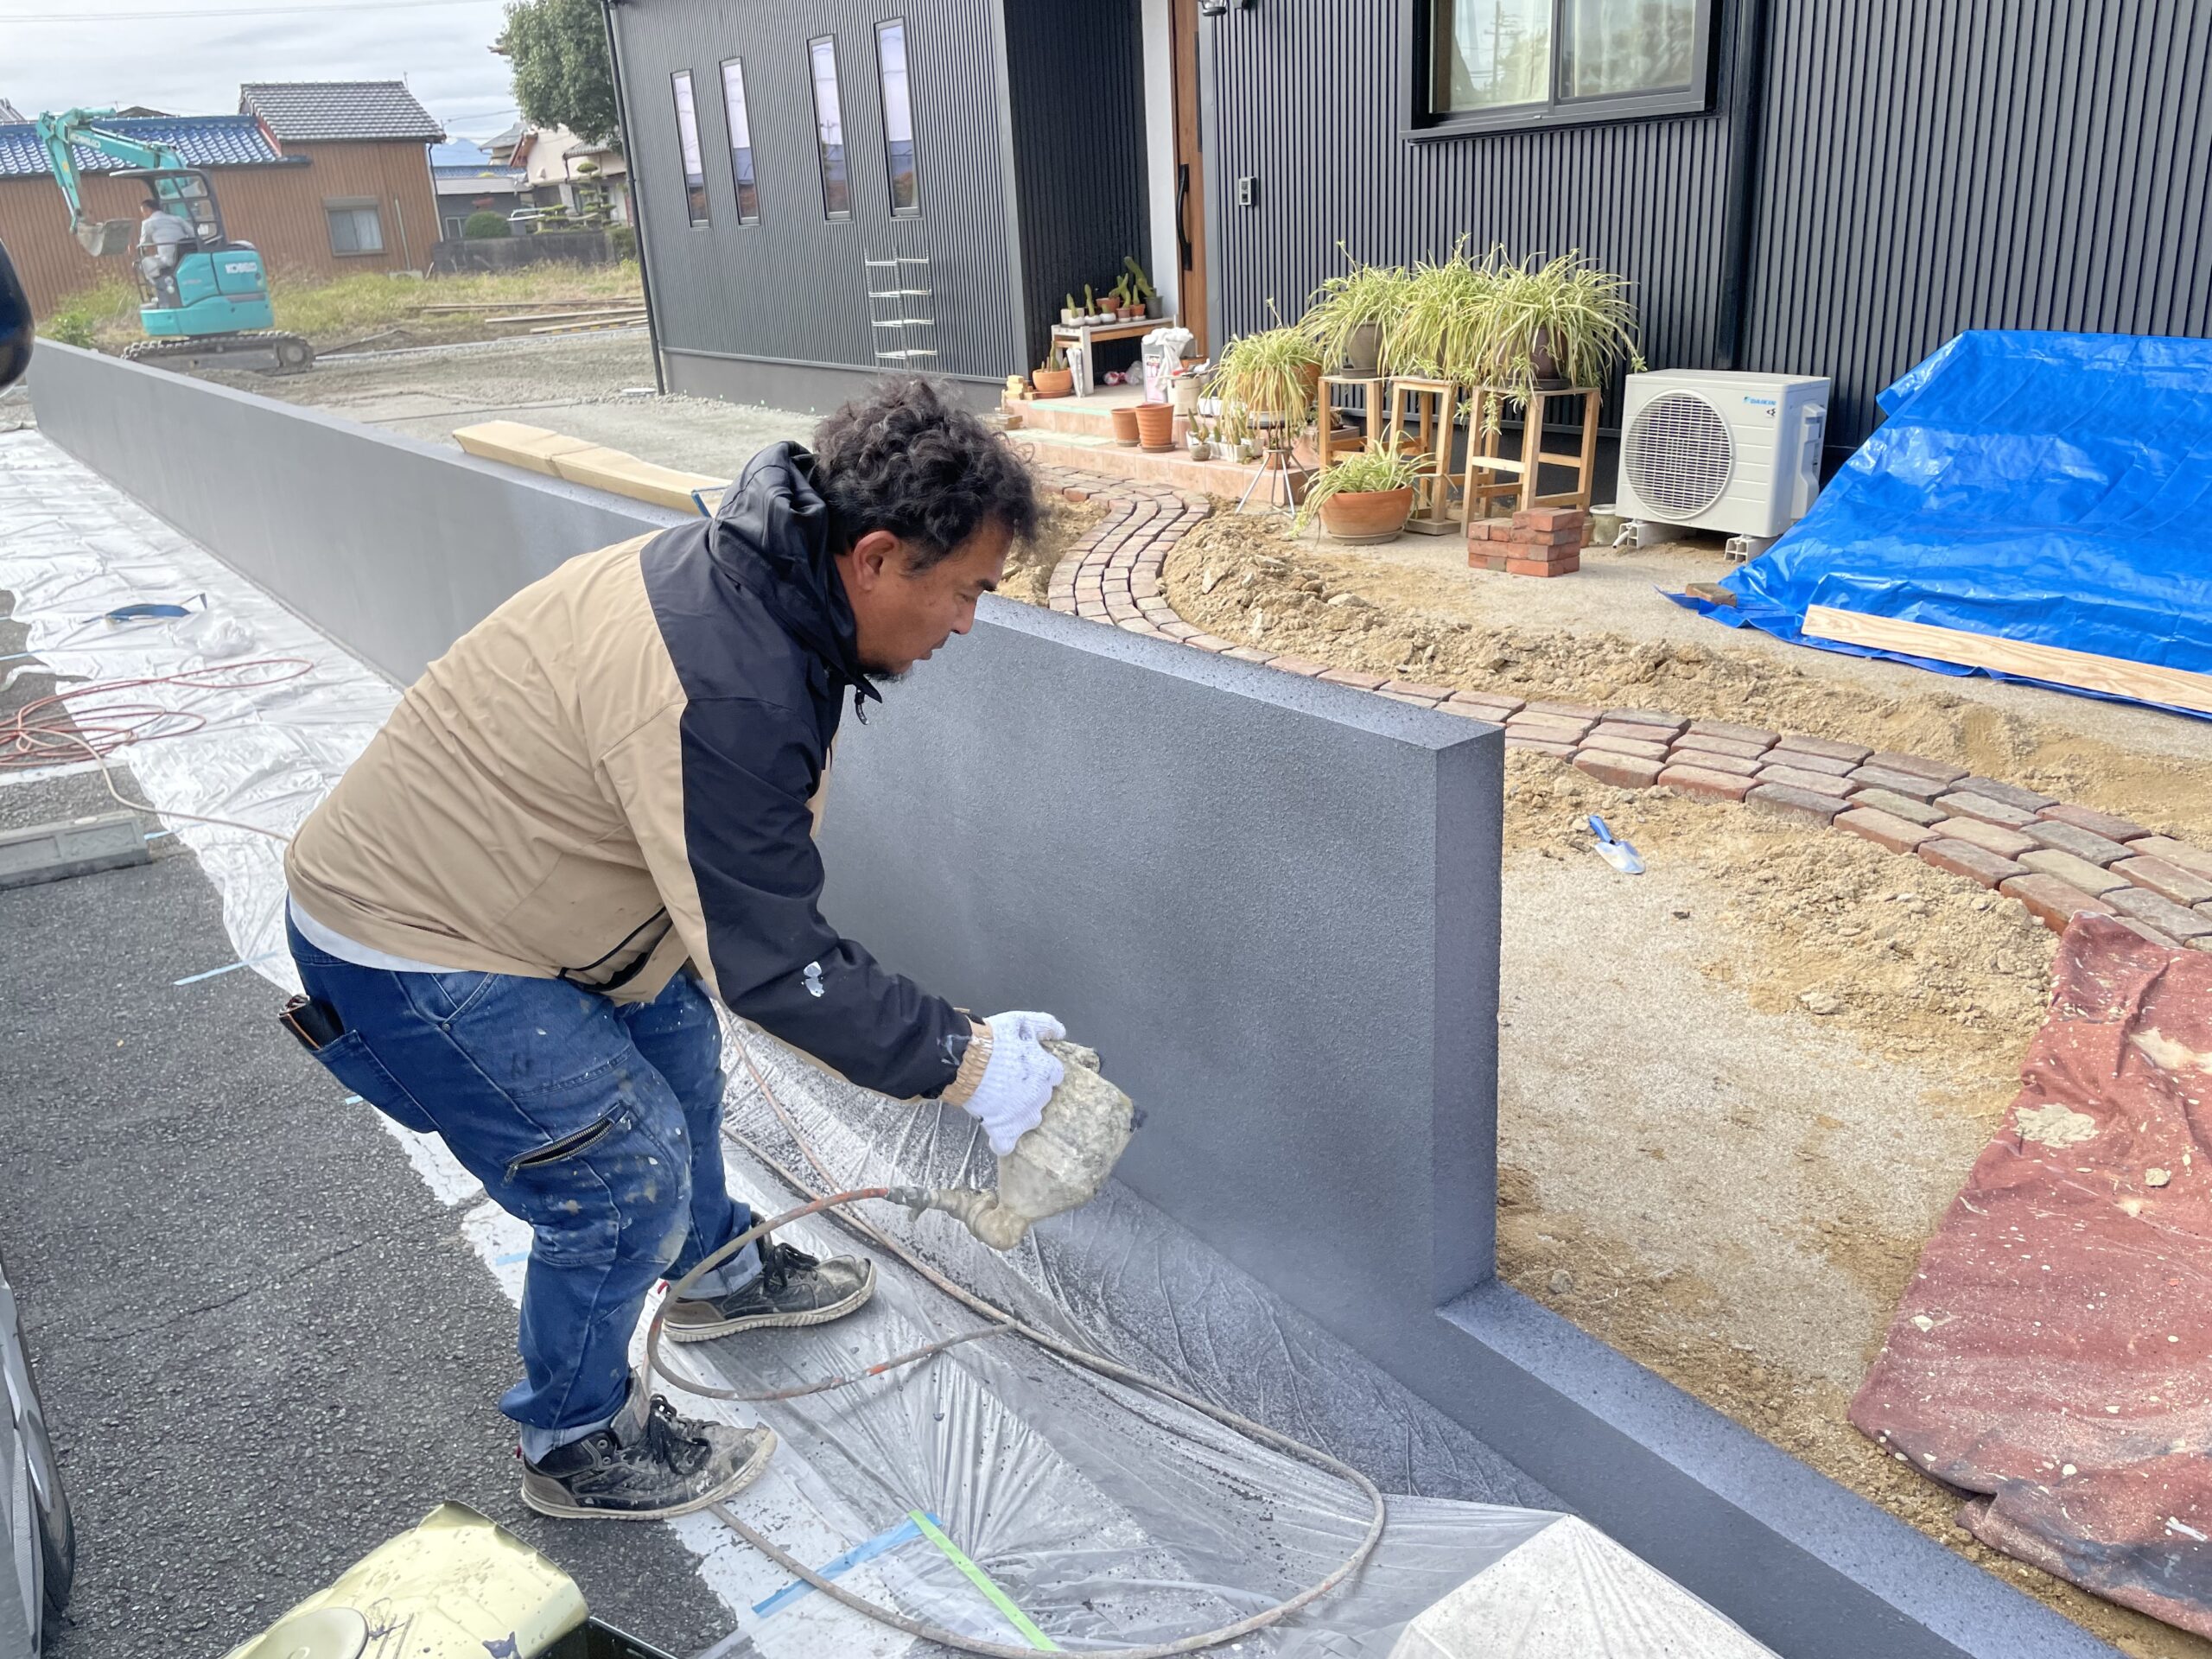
[875,19,918,216]
[324,199,385,255]
[808,35,852,219]
[671,69,710,226]
[1419,0,1711,134]
[720,58,761,223]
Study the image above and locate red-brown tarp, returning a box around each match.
[1853,915,2212,1636]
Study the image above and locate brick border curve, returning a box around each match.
[1033,464,2212,955]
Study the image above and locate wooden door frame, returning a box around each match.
[1169,0,1209,354]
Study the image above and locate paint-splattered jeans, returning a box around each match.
[285,916,758,1456]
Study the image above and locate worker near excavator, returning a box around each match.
[135,195,191,307]
[278,378,1069,1522]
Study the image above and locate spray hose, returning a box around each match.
[638,1033,1389,1659]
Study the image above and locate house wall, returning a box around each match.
[1,140,437,316]
[1199,0,2212,453]
[613,0,1022,390]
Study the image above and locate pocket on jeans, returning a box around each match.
[308,1030,439,1135]
[506,1111,619,1179]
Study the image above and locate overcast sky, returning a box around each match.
[2,0,523,143]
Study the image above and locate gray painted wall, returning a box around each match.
[612,0,1023,383]
[29,347,2122,1659]
[26,342,677,686]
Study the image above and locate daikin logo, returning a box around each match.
[1743,395,1778,418]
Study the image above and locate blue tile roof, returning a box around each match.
[0,114,294,179]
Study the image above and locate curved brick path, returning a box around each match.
[1033,463,2212,954]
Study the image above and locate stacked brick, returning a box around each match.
[1035,460,2212,957]
[1468,506,1586,577]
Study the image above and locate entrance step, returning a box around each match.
[1012,426,1277,498]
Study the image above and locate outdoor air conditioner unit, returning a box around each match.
[1614,370,1830,556]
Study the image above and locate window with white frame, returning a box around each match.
[1421,0,1711,133]
[324,199,385,254]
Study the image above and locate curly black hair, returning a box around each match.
[812,375,1039,568]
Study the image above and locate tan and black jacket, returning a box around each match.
[286,442,977,1102]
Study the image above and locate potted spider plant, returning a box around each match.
[1033,346,1074,398]
[1478,251,1645,405]
[1384,238,1505,384]
[1211,326,1323,434]
[1300,247,1409,376]
[1297,448,1426,543]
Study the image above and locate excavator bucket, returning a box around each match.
[75,219,134,257]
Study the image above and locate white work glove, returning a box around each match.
[961,1010,1066,1156]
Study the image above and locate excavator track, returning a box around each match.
[121,330,315,375]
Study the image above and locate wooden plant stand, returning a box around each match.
[1462,385,1603,527]
[1317,373,1388,468]
[1384,376,1459,536]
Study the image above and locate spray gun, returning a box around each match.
[889,1039,1142,1250]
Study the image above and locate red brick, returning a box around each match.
[2018,818,2132,866]
[1525,698,1603,720]
[1574,751,1666,789]
[2113,855,2212,907]
[1450,690,1525,715]
[1673,732,1770,762]
[1929,816,2039,860]
[1657,763,1753,803]
[2114,918,2181,950]
[1185,632,1236,652]
[1505,525,1584,550]
[1505,719,1592,745]
[1061,486,1091,502]
[1948,775,2056,812]
[1158,620,1200,640]
[1117,618,1163,637]
[1436,700,1502,720]
[1468,553,1513,573]
[1505,556,1580,577]
[1758,747,1858,778]
[1759,762,1859,796]
[1224,645,1277,664]
[2000,873,2118,932]
[2104,885,2212,941]
[1866,751,1968,784]
[1933,790,2040,828]
[1581,731,1670,761]
[1264,655,1331,678]
[2130,837,2212,881]
[1505,736,1576,757]
[1919,837,2029,888]
[1848,785,1948,825]
[1378,689,1440,704]
[2037,801,2152,843]
[1746,783,1853,826]
[1847,765,1950,802]
[1381,679,1455,701]
[1666,747,1763,778]
[1465,521,1497,543]
[1603,708,1688,734]
[1837,807,1939,854]
[1772,733,1872,764]
[1587,721,1675,747]
[1512,505,1586,532]
[1688,717,1777,746]
[1317,667,1388,689]
[2017,848,2128,897]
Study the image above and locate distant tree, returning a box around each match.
[497,0,620,145]
[463,210,512,238]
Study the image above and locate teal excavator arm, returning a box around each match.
[35,108,188,255]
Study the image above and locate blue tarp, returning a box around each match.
[1692,330,2212,717]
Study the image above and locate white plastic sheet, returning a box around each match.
[0,427,1773,1657]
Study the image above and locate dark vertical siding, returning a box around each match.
[1205,0,1749,417]
[613,0,1018,380]
[1001,0,1152,370]
[1741,0,2212,443]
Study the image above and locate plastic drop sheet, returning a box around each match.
[0,427,1772,1656]
[1692,330,2212,717]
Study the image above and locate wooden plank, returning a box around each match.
[1803,604,2212,716]
[486,307,648,326]
[529,315,649,335]
[550,445,728,514]
[452,420,600,476]
[413,298,641,313]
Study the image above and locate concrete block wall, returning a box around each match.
[22,346,2120,1659]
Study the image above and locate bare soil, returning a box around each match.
[1162,514,2212,1654]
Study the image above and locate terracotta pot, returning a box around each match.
[1101,297,1123,318]
[1110,406,1141,446]
[1319,486,1413,543]
[1033,367,1074,398]
[1296,359,1323,410]
[1127,302,1147,320]
[1134,401,1177,451]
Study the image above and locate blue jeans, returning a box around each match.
[285,917,757,1457]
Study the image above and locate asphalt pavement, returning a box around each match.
[0,771,740,1656]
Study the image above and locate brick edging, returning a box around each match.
[1036,466,2212,954]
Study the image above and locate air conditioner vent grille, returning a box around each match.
[1626,391,1734,516]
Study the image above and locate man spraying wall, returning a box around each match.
[279,378,1071,1522]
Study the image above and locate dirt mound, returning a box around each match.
[1005,494,1108,605]
[1166,514,2211,836]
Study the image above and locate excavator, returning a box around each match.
[37,108,314,373]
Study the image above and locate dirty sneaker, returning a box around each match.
[520,1388,774,1521]
[661,1232,875,1343]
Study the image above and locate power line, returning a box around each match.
[8,0,499,20]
